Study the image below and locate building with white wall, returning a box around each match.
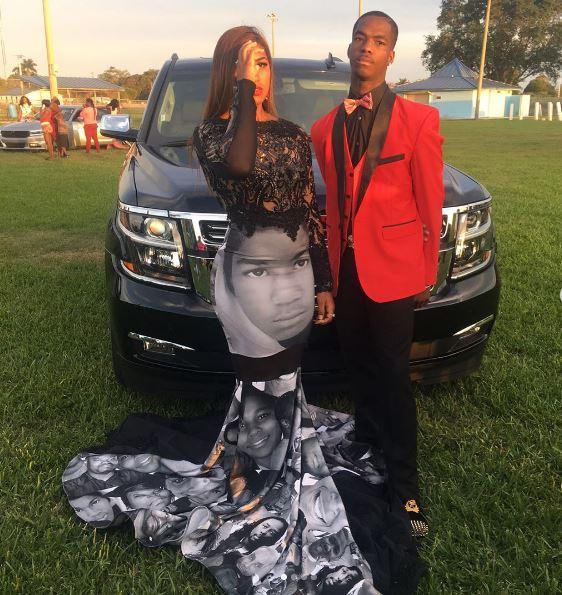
[394,59,529,119]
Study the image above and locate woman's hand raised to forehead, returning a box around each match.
[235,40,261,81]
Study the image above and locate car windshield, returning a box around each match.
[148,66,349,166]
[33,106,75,121]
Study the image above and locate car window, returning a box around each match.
[154,75,209,142]
[275,76,348,131]
[32,106,75,121]
[96,107,109,122]
[147,65,349,166]
[62,107,75,121]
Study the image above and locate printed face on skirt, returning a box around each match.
[119,454,161,473]
[237,390,283,464]
[308,527,350,562]
[248,517,286,546]
[322,565,362,591]
[165,475,226,503]
[301,437,330,478]
[236,545,279,578]
[300,477,343,531]
[136,509,187,545]
[87,454,118,474]
[70,494,114,523]
[125,487,172,510]
[229,225,314,343]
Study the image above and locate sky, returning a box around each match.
[1,0,442,83]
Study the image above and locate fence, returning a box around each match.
[528,97,562,121]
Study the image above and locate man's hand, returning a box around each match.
[414,287,431,307]
[315,291,335,325]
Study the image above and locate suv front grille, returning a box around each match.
[199,220,228,245]
[1,130,30,138]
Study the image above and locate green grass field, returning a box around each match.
[0,120,560,593]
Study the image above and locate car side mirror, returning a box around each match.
[99,114,138,142]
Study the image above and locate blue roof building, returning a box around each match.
[394,59,528,119]
[13,74,124,104]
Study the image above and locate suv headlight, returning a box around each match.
[451,204,495,279]
[117,207,189,288]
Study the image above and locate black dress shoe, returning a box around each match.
[404,499,429,538]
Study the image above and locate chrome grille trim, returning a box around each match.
[118,201,169,218]
[1,130,30,138]
[199,220,229,245]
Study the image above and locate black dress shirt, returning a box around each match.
[345,82,388,167]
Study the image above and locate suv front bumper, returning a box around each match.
[106,248,500,397]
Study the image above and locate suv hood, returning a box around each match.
[131,142,489,213]
[443,164,489,206]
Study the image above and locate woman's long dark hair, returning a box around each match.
[19,96,31,106]
[203,26,277,119]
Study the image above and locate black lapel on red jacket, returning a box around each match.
[356,88,397,213]
[331,104,347,223]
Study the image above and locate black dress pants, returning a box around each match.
[335,248,419,502]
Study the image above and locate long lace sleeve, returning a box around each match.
[193,79,257,179]
[301,138,333,293]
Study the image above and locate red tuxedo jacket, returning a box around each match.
[311,90,444,303]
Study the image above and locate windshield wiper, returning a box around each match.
[160,139,192,147]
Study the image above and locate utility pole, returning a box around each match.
[0,2,7,79]
[266,12,278,57]
[16,53,24,95]
[474,0,492,119]
[359,0,363,17]
[42,0,58,98]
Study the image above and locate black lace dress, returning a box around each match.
[61,79,425,594]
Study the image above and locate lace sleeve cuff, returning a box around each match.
[310,244,333,293]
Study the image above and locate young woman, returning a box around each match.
[51,102,69,158]
[62,26,424,594]
[17,96,33,121]
[39,99,55,160]
[79,97,99,153]
[106,98,120,114]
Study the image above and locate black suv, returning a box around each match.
[102,55,500,396]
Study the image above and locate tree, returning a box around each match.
[11,57,38,76]
[122,69,158,100]
[523,75,556,95]
[98,66,131,86]
[422,0,562,85]
[396,78,410,85]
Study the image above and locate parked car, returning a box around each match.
[0,104,114,150]
[102,55,500,397]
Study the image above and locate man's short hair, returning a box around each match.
[353,11,398,48]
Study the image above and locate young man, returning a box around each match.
[311,11,444,537]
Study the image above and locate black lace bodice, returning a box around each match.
[193,80,332,292]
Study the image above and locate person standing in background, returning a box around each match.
[18,96,33,121]
[50,97,61,151]
[79,98,100,154]
[39,99,55,160]
[51,102,69,158]
[106,99,120,114]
